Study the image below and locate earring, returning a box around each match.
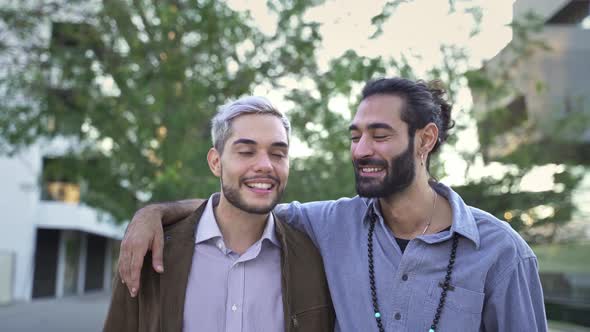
[420,154,424,166]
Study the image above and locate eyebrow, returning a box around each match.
[348,123,394,131]
[233,138,289,148]
[271,142,289,148]
[233,138,257,146]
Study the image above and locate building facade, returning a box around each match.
[470,0,590,162]
[0,139,125,304]
[469,0,590,326]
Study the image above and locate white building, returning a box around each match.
[0,139,125,304]
[0,1,126,304]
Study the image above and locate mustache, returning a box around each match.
[353,158,388,168]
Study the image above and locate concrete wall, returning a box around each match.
[513,27,590,131]
[0,141,125,301]
[36,203,126,240]
[0,250,14,304]
[473,25,590,142]
[0,147,43,300]
[514,0,571,21]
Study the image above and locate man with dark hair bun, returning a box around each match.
[117,77,547,331]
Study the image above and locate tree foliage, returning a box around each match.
[1,0,328,220]
[0,0,587,242]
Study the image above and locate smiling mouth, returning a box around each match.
[242,176,279,192]
[245,182,275,190]
[359,167,385,173]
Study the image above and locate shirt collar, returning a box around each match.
[195,193,281,248]
[363,182,480,248]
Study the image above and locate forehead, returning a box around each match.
[227,114,288,143]
[352,94,405,129]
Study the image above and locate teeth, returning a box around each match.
[247,182,272,189]
[362,167,383,173]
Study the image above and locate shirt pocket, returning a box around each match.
[291,304,333,332]
[422,279,485,331]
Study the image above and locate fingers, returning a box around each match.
[118,234,131,286]
[118,227,146,297]
[117,205,166,298]
[151,229,165,273]
[127,240,147,297]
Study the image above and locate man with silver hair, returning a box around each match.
[104,96,334,332]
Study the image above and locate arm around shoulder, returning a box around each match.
[145,198,204,226]
[118,198,204,295]
[275,198,353,246]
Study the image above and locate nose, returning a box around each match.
[351,135,374,160]
[254,153,273,173]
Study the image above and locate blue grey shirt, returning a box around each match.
[275,182,547,332]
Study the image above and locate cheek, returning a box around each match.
[278,162,289,178]
[220,160,244,180]
[349,142,357,155]
[377,141,405,157]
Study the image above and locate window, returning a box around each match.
[41,157,81,203]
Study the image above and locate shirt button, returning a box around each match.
[402,274,408,281]
[231,304,238,312]
[394,313,401,320]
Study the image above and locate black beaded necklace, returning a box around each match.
[367,210,459,332]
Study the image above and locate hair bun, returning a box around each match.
[427,80,454,151]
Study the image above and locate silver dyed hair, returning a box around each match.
[211,96,291,153]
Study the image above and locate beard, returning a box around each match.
[353,136,416,198]
[221,173,284,215]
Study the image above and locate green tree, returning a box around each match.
[1,0,585,242]
[1,0,326,220]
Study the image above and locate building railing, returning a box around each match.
[541,272,590,327]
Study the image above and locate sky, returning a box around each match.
[88,0,584,200]
[227,0,519,183]
[223,0,590,213]
[4,0,587,220]
[228,0,515,70]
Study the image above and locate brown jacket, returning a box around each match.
[104,200,335,332]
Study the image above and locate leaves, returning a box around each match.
[370,0,409,39]
[1,0,586,243]
[0,0,325,221]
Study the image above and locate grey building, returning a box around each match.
[470,0,590,163]
[469,1,590,326]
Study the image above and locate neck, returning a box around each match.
[214,194,269,255]
[378,179,439,239]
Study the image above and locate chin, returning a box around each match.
[243,204,276,215]
[240,196,279,214]
[355,183,389,198]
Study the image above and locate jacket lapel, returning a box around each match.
[274,213,293,332]
[159,201,208,331]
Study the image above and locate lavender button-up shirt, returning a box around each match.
[183,194,284,332]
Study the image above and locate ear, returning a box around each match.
[207,148,222,177]
[416,123,439,157]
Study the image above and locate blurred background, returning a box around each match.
[0,0,588,331]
